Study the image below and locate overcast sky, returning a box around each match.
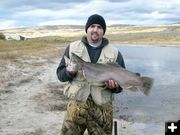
[0,0,180,30]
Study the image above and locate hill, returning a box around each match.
[1,23,180,45]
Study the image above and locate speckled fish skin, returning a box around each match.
[69,53,154,96]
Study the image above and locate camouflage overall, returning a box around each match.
[60,95,113,135]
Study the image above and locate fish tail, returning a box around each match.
[140,77,154,96]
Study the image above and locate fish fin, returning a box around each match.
[140,77,154,96]
[128,86,139,92]
[124,81,139,92]
[90,82,106,87]
[106,62,122,67]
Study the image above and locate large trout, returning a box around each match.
[64,53,154,96]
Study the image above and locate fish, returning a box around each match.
[64,53,154,96]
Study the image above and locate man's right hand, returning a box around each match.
[66,62,78,76]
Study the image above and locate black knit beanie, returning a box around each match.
[85,14,106,34]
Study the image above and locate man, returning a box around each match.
[56,14,125,135]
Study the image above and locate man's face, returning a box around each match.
[86,24,104,44]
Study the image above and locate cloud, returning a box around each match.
[0,0,180,29]
[0,20,17,30]
[38,19,84,26]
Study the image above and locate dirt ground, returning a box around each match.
[0,46,68,135]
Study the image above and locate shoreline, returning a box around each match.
[110,42,180,47]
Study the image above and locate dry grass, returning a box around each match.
[0,37,74,61]
[106,31,180,45]
[106,24,180,45]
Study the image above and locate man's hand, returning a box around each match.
[105,80,119,89]
[66,62,78,76]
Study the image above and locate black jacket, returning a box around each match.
[56,36,125,93]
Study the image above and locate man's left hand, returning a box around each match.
[105,80,119,89]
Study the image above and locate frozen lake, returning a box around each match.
[114,45,180,134]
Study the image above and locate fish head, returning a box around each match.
[71,53,85,67]
[64,53,84,73]
[64,55,79,73]
[71,53,83,62]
